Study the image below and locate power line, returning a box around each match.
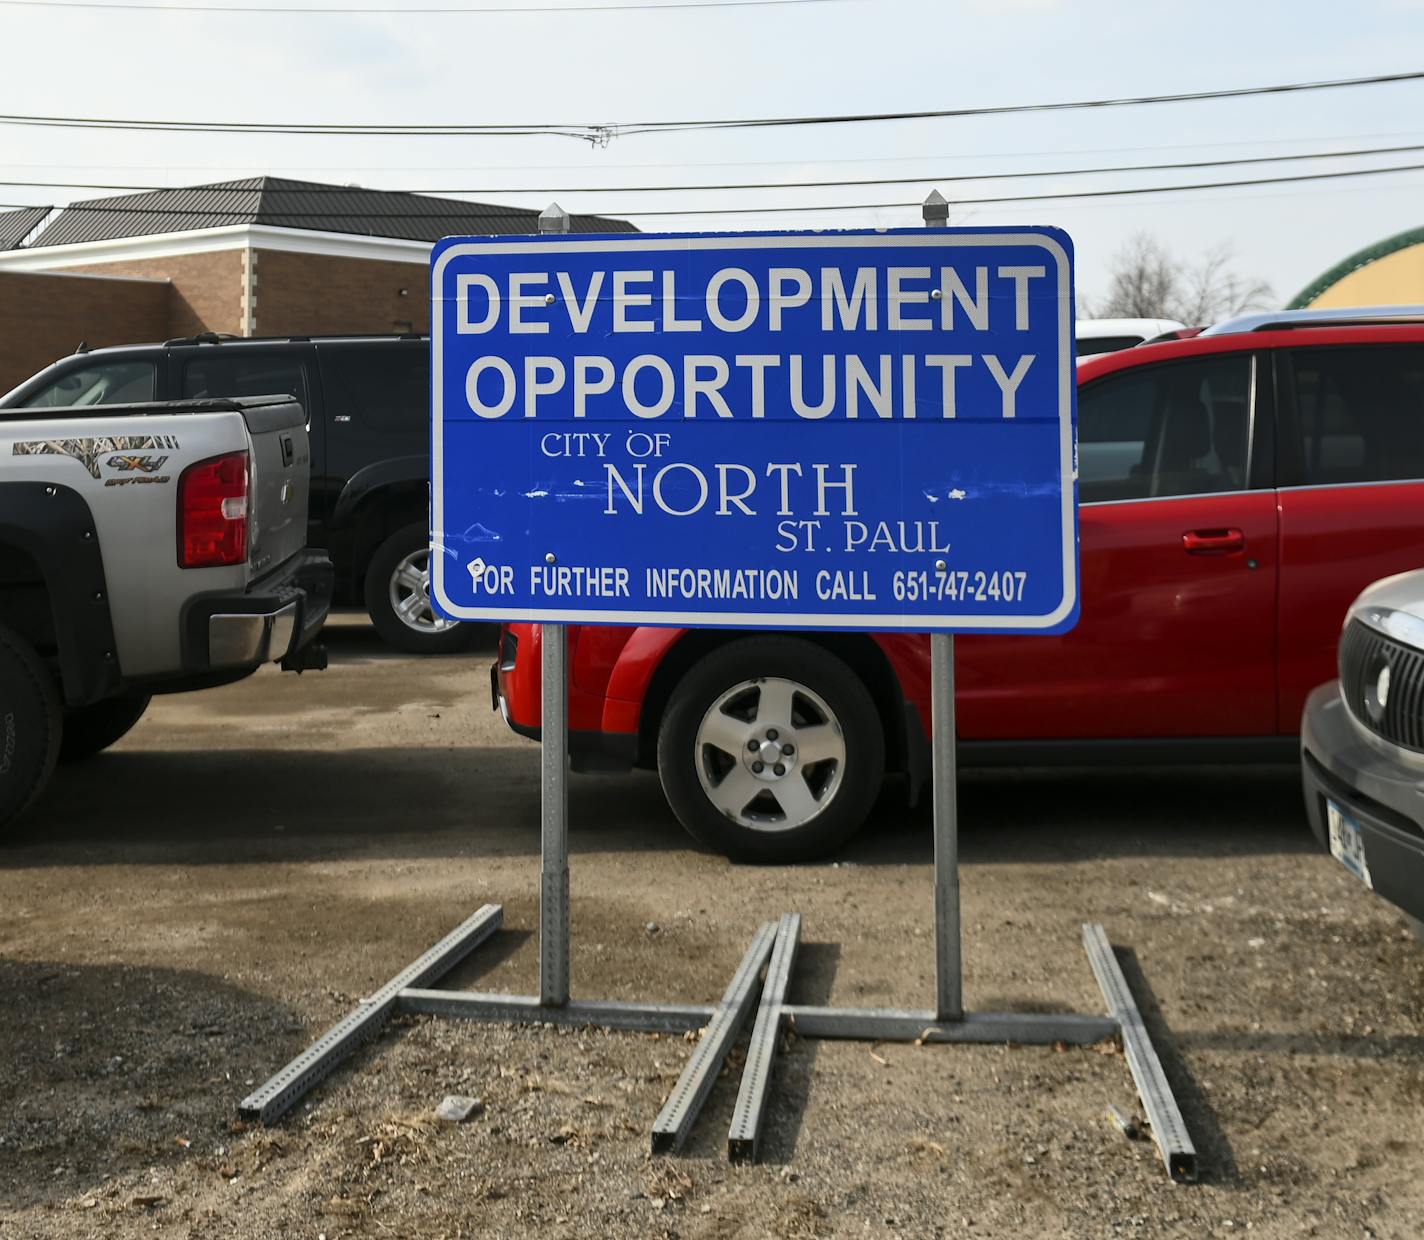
[2,140,1422,196]
[7,127,1424,175]
[0,0,851,12]
[0,69,1419,140]
[619,70,1424,137]
[960,174,1424,219]
[4,155,1422,223]
[611,159,1424,214]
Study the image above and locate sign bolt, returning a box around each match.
[935,559,948,573]
[545,552,557,565]
[544,292,556,305]
[931,289,943,301]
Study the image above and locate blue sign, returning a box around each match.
[431,228,1078,633]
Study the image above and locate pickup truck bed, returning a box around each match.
[0,394,331,828]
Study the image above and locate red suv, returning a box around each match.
[494,309,1424,862]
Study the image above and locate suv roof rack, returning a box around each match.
[159,332,430,347]
[1201,305,1424,336]
[162,331,239,346]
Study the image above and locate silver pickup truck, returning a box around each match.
[0,394,332,829]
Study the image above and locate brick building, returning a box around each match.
[0,177,635,393]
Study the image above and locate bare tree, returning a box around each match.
[1093,233,1273,324]
[1096,234,1178,319]
[1172,242,1274,324]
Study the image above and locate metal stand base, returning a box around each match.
[240,905,1196,1182]
[245,194,1196,1184]
[237,904,503,1124]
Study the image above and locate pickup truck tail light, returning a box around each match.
[178,450,249,568]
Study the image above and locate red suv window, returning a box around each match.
[1077,353,1253,503]
[1284,344,1424,486]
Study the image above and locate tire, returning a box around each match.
[58,695,150,762]
[656,637,885,863]
[364,523,478,655]
[0,621,62,831]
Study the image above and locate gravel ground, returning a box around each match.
[1,616,1422,1239]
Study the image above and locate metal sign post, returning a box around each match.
[539,619,569,1007]
[931,631,962,1021]
[537,203,572,1010]
[923,191,963,1024]
[243,198,1198,1184]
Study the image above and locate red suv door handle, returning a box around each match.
[1183,528,1246,555]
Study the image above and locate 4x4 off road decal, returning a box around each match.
[107,453,168,473]
[12,435,179,483]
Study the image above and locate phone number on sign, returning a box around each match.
[892,570,1029,604]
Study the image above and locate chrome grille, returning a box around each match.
[1339,617,1424,751]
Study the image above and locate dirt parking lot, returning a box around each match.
[2,616,1423,1239]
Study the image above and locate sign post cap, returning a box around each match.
[922,189,950,225]
[539,202,571,234]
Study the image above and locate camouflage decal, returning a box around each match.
[12,435,180,479]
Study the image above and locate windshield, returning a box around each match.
[13,361,156,409]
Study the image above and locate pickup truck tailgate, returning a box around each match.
[239,395,311,578]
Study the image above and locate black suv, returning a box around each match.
[1,334,471,654]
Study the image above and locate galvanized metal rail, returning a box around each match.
[651,921,778,1154]
[1082,923,1199,1183]
[783,1005,1117,1044]
[397,990,713,1033]
[238,903,503,1123]
[727,913,801,1163]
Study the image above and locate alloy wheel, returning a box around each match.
[694,677,847,833]
[387,547,459,635]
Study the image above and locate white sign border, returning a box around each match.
[431,230,1076,632]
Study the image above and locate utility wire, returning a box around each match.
[2,140,1422,195]
[613,158,1424,214]
[0,69,1419,140]
[620,70,1424,137]
[0,0,852,12]
[0,115,587,138]
[7,127,1424,175]
[4,155,1422,221]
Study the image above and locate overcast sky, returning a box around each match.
[3,0,1423,310]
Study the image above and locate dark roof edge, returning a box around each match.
[17,215,639,253]
[1287,225,1424,309]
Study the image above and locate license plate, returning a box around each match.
[1326,799,1373,889]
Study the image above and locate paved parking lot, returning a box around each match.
[2,616,1423,1239]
